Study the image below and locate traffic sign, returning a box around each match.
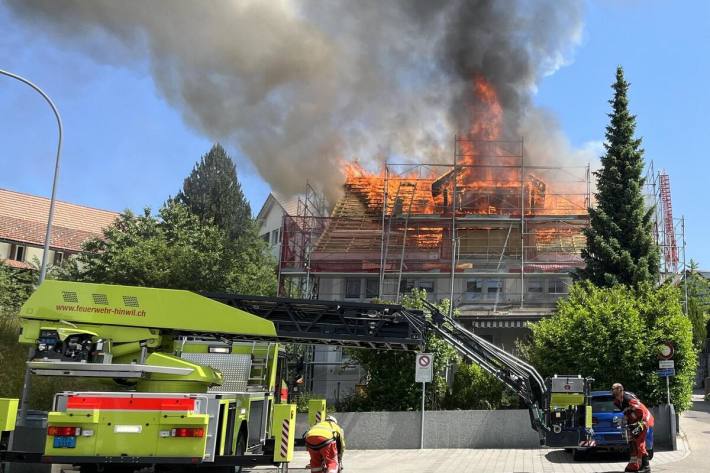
[658,342,674,360]
[659,360,675,369]
[415,353,433,383]
[656,368,675,377]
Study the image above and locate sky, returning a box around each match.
[0,1,708,267]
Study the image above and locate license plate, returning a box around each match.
[53,436,77,448]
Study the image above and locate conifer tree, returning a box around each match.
[176,144,252,240]
[579,67,659,288]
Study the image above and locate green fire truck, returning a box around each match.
[0,280,595,471]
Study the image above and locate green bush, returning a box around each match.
[0,314,93,410]
[0,263,93,410]
[441,362,519,410]
[526,282,696,411]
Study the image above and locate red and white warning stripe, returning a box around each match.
[280,419,290,458]
[578,439,597,447]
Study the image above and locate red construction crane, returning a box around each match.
[659,171,678,272]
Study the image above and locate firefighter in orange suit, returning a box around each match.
[305,415,345,473]
[612,383,654,473]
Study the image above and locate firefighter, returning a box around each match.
[612,383,654,473]
[305,415,345,473]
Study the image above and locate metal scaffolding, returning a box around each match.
[279,138,591,310]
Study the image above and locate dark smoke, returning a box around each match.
[4,0,587,200]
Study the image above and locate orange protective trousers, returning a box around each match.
[625,428,648,472]
[306,435,339,473]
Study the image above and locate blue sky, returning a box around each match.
[1,1,708,267]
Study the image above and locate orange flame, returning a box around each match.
[336,74,585,221]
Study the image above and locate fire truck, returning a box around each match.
[0,280,595,471]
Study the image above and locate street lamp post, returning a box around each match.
[0,69,63,282]
[0,69,63,423]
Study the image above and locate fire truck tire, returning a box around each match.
[572,448,586,461]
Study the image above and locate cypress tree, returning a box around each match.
[176,144,252,240]
[578,67,659,288]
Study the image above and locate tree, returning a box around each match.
[685,260,710,347]
[0,263,34,314]
[176,144,252,240]
[526,282,696,411]
[579,67,659,288]
[441,362,516,410]
[0,263,93,409]
[60,200,277,295]
[341,289,509,411]
[342,289,458,411]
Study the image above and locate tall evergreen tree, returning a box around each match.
[176,144,252,240]
[578,67,659,288]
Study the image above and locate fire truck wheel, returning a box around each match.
[572,448,586,461]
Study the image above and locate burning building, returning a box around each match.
[279,142,589,313]
[276,77,591,334]
[257,75,592,403]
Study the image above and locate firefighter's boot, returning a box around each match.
[640,455,651,473]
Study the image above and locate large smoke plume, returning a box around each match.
[6,0,586,200]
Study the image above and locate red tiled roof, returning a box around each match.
[1,259,33,269]
[0,188,119,252]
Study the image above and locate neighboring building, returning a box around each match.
[256,192,300,260]
[0,188,119,270]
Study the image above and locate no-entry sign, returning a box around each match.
[415,353,433,383]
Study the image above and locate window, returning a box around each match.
[486,279,502,294]
[271,229,281,245]
[10,245,25,262]
[53,251,64,266]
[549,279,567,294]
[399,279,413,293]
[527,280,544,293]
[591,395,621,413]
[416,280,434,292]
[261,233,270,243]
[345,278,361,298]
[466,280,483,293]
[479,334,494,344]
[399,279,434,295]
[382,279,398,296]
[365,278,379,298]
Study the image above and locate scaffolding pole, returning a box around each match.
[520,137,525,309]
[396,182,418,303]
[378,165,389,297]
[449,136,458,316]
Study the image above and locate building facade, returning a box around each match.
[0,188,118,270]
[258,141,592,403]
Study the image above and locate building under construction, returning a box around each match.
[278,138,591,337]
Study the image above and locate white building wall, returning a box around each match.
[0,242,10,260]
[311,346,363,405]
[25,246,44,265]
[257,199,285,260]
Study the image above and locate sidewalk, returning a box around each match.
[264,439,688,473]
[653,393,710,473]
[250,395,710,473]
